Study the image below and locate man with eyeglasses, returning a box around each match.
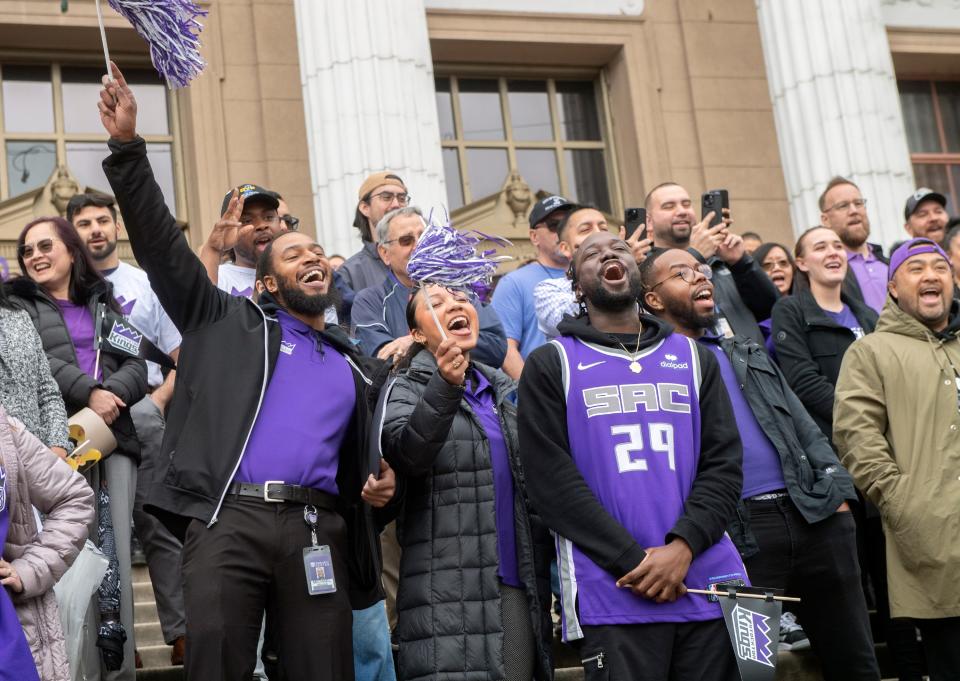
[200,183,286,298]
[644,182,778,347]
[642,248,880,681]
[491,195,575,380]
[352,206,507,367]
[67,191,188,667]
[336,173,410,323]
[819,176,888,314]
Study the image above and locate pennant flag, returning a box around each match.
[95,303,176,370]
[714,586,783,681]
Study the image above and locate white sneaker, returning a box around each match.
[779,611,811,651]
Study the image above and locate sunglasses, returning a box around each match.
[281,215,300,231]
[18,237,60,259]
[382,234,418,247]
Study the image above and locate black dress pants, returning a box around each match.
[181,496,354,681]
[580,619,738,681]
[916,617,960,681]
[743,497,879,681]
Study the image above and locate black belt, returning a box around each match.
[746,489,789,502]
[226,481,337,511]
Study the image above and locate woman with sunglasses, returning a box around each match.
[752,242,797,358]
[378,285,552,681]
[8,216,147,678]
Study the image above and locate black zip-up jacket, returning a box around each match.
[7,277,147,461]
[517,313,743,579]
[697,334,857,557]
[771,289,878,440]
[102,137,387,607]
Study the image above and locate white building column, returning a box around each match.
[755,0,915,249]
[291,0,446,258]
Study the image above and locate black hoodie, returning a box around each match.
[517,313,743,580]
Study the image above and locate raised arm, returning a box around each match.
[98,62,233,333]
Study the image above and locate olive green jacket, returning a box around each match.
[834,296,960,619]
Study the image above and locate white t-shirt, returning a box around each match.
[217,263,339,325]
[105,261,182,388]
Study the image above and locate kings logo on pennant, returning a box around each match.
[107,321,143,356]
[732,603,775,668]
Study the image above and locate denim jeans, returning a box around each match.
[743,496,879,681]
[353,600,396,681]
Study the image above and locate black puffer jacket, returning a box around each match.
[771,288,878,440]
[7,277,147,461]
[382,349,553,681]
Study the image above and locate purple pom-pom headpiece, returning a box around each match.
[103,0,207,88]
[407,222,511,288]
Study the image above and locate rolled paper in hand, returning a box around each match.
[67,408,117,473]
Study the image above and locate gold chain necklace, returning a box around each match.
[613,328,644,374]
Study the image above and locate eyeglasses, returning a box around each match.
[280,215,300,231]
[18,237,60,259]
[649,264,713,291]
[541,216,564,232]
[370,191,410,206]
[825,198,867,213]
[382,234,418,247]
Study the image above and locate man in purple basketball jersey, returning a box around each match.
[518,231,746,681]
[642,248,879,681]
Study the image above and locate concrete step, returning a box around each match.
[135,599,161,624]
[134,580,157,602]
[138,643,178,670]
[135,621,165,648]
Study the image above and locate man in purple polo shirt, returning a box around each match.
[518,231,747,680]
[819,176,888,313]
[642,248,880,681]
[99,64,395,681]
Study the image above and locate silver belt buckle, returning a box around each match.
[263,480,284,503]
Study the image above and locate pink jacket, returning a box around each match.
[2,408,94,681]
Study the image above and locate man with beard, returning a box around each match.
[641,248,879,681]
[67,191,187,666]
[835,238,960,681]
[98,64,395,680]
[819,176,888,313]
[644,182,778,346]
[335,172,409,324]
[903,187,950,244]
[518,230,747,681]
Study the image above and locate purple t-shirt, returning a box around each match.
[551,334,747,639]
[846,251,888,314]
[462,369,521,588]
[236,311,356,494]
[825,304,865,339]
[56,299,100,380]
[0,467,42,681]
[702,340,786,499]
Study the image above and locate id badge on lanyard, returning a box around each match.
[302,505,337,596]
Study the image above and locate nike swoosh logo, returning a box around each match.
[577,360,605,370]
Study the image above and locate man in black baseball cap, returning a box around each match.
[904,187,949,244]
[201,183,284,298]
[490,194,576,379]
